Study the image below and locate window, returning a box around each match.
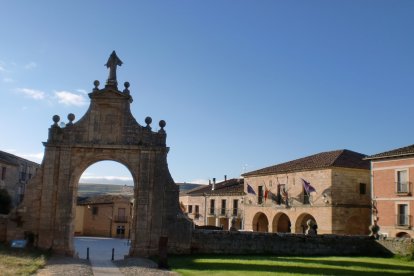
[195,205,200,219]
[277,184,286,205]
[116,225,125,235]
[221,199,226,215]
[188,205,193,214]
[233,199,239,216]
[258,186,264,204]
[1,167,5,180]
[117,208,126,222]
[92,206,98,215]
[359,183,367,195]
[210,199,215,215]
[20,172,26,181]
[397,204,409,226]
[396,170,409,193]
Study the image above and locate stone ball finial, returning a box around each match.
[52,115,60,126]
[145,116,152,127]
[159,120,166,129]
[93,80,100,90]
[123,81,130,94]
[67,113,75,125]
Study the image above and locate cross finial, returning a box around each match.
[105,51,123,87]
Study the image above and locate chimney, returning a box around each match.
[212,178,216,191]
[209,179,211,185]
[224,175,227,181]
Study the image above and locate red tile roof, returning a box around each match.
[184,178,245,196]
[365,144,414,160]
[242,149,369,177]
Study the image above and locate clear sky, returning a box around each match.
[1,1,413,185]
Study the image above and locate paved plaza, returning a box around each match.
[74,236,131,261]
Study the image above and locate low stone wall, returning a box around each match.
[190,230,413,256]
[377,238,414,256]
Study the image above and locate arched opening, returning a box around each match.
[73,160,134,260]
[295,213,317,234]
[272,213,291,233]
[396,232,411,238]
[252,212,269,232]
[345,216,367,235]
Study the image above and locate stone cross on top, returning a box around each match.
[105,50,123,87]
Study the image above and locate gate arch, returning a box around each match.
[8,52,192,257]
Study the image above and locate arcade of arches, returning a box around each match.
[252,212,319,234]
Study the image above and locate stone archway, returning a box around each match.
[295,213,316,234]
[252,212,269,232]
[7,52,192,257]
[272,213,291,233]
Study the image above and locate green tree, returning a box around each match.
[0,188,11,214]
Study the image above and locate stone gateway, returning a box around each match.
[7,52,192,257]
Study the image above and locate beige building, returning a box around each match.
[242,149,371,235]
[0,150,39,208]
[180,178,245,230]
[75,194,133,238]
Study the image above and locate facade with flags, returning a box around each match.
[179,178,245,230]
[242,149,371,235]
[365,144,414,238]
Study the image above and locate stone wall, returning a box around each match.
[377,238,414,256]
[190,230,413,256]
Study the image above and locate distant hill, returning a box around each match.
[78,182,203,197]
[78,183,133,197]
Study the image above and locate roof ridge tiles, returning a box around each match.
[243,149,368,177]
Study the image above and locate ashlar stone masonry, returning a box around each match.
[7,51,192,256]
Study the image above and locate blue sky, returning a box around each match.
[1,1,413,185]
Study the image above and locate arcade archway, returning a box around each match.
[272,212,291,233]
[252,212,269,232]
[295,213,316,234]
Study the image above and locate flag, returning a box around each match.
[269,191,278,202]
[302,179,316,194]
[281,187,288,200]
[247,184,256,195]
[264,187,269,202]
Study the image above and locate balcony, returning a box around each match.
[207,208,243,218]
[114,215,129,223]
[396,182,411,195]
[396,214,411,229]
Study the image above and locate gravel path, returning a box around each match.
[35,255,178,276]
[35,255,93,276]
